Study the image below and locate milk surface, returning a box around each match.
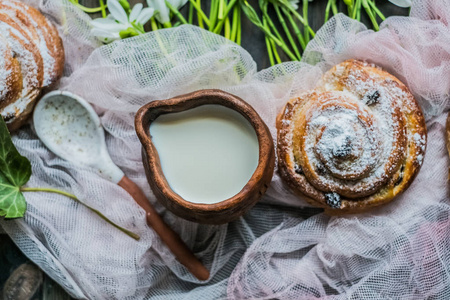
[150,105,259,204]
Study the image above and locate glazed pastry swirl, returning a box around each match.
[277,60,427,213]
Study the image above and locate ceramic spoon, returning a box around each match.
[33,91,209,281]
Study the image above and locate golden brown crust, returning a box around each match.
[4,95,38,132]
[1,0,64,87]
[41,18,65,88]
[0,12,44,129]
[0,35,22,110]
[277,60,427,214]
[0,0,64,130]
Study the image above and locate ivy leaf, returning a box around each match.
[0,172,27,218]
[0,117,31,218]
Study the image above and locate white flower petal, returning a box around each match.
[136,7,155,25]
[288,0,299,10]
[388,0,411,7]
[106,14,116,21]
[129,3,143,22]
[147,0,170,24]
[107,0,128,24]
[168,0,188,9]
[90,28,121,39]
[91,17,127,31]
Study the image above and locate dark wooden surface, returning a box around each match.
[0,1,408,299]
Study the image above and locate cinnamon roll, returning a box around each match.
[0,0,64,131]
[277,60,427,214]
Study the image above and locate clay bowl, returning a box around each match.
[135,89,275,224]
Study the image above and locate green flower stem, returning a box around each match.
[236,6,241,45]
[98,0,107,18]
[274,4,301,60]
[351,0,356,18]
[131,22,145,34]
[189,0,210,27]
[163,21,172,28]
[68,0,105,13]
[150,17,158,31]
[165,1,188,24]
[197,0,204,28]
[262,16,278,65]
[352,0,360,19]
[213,0,239,34]
[347,3,353,16]
[225,12,231,39]
[331,0,338,16]
[265,35,275,66]
[218,0,226,20]
[303,0,310,44]
[283,7,306,50]
[368,0,385,20]
[363,0,379,30]
[357,0,362,21]
[283,3,315,37]
[210,0,219,30]
[261,3,283,43]
[344,0,353,15]
[241,0,297,60]
[230,4,239,42]
[262,11,275,66]
[270,38,282,64]
[20,187,140,241]
[325,0,332,22]
[262,11,297,61]
[188,0,194,23]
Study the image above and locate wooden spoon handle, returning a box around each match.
[118,176,210,281]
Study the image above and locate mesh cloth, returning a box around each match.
[1,0,450,299]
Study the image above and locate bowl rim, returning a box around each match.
[135,89,274,215]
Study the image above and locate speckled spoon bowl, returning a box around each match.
[33,91,209,281]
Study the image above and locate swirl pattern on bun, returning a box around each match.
[277,60,427,213]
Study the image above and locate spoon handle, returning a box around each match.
[118,176,210,281]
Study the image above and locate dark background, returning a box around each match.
[0,1,408,299]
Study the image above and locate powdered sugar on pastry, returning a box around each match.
[277,60,427,214]
[0,37,15,103]
[0,21,42,114]
[0,0,64,130]
[1,1,57,87]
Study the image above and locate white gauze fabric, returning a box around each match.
[0,0,449,299]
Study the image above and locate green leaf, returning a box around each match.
[0,117,31,218]
[0,172,26,218]
[0,118,31,187]
[118,0,131,12]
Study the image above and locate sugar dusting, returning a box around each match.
[2,2,56,86]
[0,1,61,124]
[0,22,40,121]
[0,36,13,102]
[308,101,378,181]
[284,61,425,200]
